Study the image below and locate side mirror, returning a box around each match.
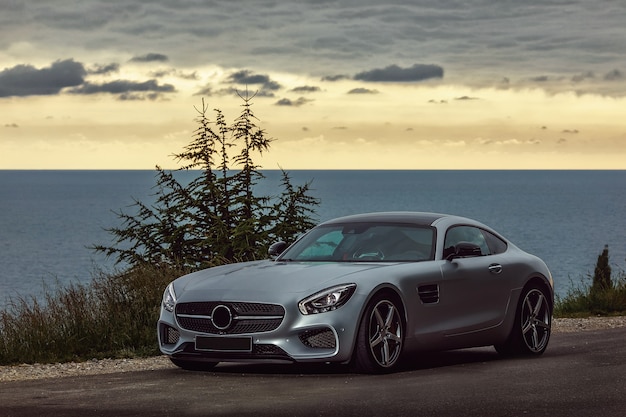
[268,241,288,259]
[445,242,483,260]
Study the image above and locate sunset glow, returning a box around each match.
[1,1,625,169]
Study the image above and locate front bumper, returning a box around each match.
[157,300,358,364]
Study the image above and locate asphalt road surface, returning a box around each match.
[1,328,625,417]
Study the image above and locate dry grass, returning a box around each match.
[555,272,626,317]
[0,265,186,366]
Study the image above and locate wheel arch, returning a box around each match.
[362,284,408,325]
[350,284,408,355]
[523,275,554,311]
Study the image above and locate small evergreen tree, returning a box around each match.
[592,244,612,293]
[93,95,319,270]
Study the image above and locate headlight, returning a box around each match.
[298,284,356,315]
[162,283,177,312]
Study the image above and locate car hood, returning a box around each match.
[173,260,385,303]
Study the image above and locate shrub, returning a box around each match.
[555,245,626,317]
[0,265,184,365]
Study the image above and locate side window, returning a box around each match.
[481,230,508,254]
[444,226,490,257]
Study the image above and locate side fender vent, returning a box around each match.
[418,284,440,304]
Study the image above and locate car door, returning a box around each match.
[437,225,513,338]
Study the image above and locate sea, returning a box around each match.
[1,170,625,310]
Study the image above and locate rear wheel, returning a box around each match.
[496,286,551,356]
[170,358,218,371]
[352,294,404,373]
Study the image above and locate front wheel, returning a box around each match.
[496,286,551,356]
[352,294,404,373]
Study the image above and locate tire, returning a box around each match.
[352,293,404,373]
[496,285,551,356]
[170,358,218,371]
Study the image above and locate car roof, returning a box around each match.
[319,211,458,227]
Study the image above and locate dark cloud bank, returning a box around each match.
[354,64,444,82]
[0,58,175,99]
[0,59,85,97]
[0,58,443,100]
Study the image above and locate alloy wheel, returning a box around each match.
[367,299,403,368]
[520,288,551,353]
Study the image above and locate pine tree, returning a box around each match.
[93,96,319,269]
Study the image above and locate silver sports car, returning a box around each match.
[158,212,553,373]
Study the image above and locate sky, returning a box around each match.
[1,0,625,170]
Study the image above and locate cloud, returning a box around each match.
[0,59,86,97]
[571,71,595,83]
[604,69,623,81]
[150,69,199,80]
[4,123,19,128]
[290,86,321,93]
[194,85,214,96]
[354,64,444,82]
[3,1,626,96]
[347,88,379,94]
[129,53,169,63]
[67,79,176,98]
[322,75,350,82]
[88,63,120,75]
[454,96,479,101]
[118,92,165,101]
[480,138,542,147]
[227,70,281,91]
[275,97,312,107]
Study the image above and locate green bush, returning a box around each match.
[555,245,626,317]
[0,265,185,365]
[555,275,626,317]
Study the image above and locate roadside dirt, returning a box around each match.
[1,316,625,382]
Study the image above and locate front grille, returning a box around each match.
[299,328,336,349]
[230,319,283,334]
[177,302,284,316]
[175,301,285,335]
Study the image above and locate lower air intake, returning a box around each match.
[161,324,180,345]
[299,328,336,349]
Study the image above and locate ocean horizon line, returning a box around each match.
[1,168,625,172]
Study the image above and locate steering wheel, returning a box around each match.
[353,247,385,261]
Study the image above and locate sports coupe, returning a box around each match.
[158,212,553,373]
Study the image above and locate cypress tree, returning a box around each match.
[592,245,612,293]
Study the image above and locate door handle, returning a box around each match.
[488,264,503,274]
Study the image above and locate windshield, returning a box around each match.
[279,223,435,262]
